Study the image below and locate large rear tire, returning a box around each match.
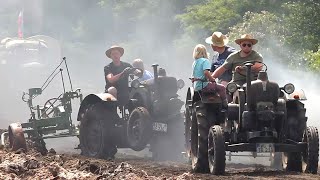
[208,125,226,175]
[302,126,319,174]
[283,101,308,172]
[282,152,302,172]
[79,103,117,159]
[191,102,209,173]
[127,107,152,151]
[184,108,192,161]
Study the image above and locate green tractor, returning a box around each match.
[78,64,186,160]
[185,61,319,174]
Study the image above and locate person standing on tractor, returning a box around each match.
[211,34,263,86]
[104,45,141,104]
[205,31,236,86]
[132,58,154,81]
[192,44,228,108]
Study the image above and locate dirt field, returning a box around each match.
[0,147,319,180]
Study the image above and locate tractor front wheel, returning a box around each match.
[127,107,152,151]
[208,125,226,175]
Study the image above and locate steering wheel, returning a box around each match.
[42,98,61,118]
[122,67,143,78]
[237,61,267,77]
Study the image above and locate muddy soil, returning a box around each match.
[0,147,319,180]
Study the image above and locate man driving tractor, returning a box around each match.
[211,34,263,85]
[104,45,141,104]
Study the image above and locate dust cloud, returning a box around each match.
[0,1,319,165]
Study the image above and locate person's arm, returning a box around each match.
[212,66,227,79]
[106,72,124,84]
[212,52,234,78]
[204,70,215,82]
[105,64,130,84]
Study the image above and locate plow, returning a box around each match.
[1,57,82,154]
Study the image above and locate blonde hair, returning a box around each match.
[193,44,208,59]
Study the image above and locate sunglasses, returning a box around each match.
[241,43,252,47]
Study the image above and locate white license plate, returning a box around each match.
[256,143,274,153]
[153,122,167,132]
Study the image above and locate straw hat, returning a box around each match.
[105,45,124,58]
[205,32,229,47]
[235,34,258,45]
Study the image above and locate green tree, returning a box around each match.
[281,1,320,52]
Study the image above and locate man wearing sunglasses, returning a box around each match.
[211,34,263,85]
[205,31,236,86]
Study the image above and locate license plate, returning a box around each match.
[256,143,274,153]
[152,122,167,132]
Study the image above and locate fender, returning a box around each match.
[77,93,117,121]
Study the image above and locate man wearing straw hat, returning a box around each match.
[211,34,263,85]
[104,45,140,104]
[205,31,236,86]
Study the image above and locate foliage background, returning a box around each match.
[0,0,319,126]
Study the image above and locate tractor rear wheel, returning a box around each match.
[79,103,117,159]
[302,126,319,174]
[191,102,209,173]
[184,108,192,161]
[208,125,226,175]
[282,152,302,172]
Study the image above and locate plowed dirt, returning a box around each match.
[0,147,319,180]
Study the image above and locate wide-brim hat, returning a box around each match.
[205,31,229,47]
[235,34,258,45]
[105,45,124,58]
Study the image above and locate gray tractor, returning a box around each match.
[78,64,185,160]
[185,61,319,175]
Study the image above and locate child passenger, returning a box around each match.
[191,44,228,108]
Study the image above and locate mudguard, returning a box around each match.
[77,93,117,121]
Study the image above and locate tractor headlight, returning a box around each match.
[227,82,238,93]
[177,79,185,89]
[284,83,295,94]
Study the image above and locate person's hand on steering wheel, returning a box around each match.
[122,67,132,76]
[235,65,245,73]
[133,69,143,78]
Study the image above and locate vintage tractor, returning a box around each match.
[185,61,319,175]
[77,64,185,160]
[1,57,82,154]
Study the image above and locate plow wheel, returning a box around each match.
[191,103,209,173]
[127,107,152,151]
[8,123,27,152]
[302,126,319,174]
[208,125,226,175]
[79,103,117,159]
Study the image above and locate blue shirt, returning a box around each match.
[192,58,211,91]
[139,70,154,81]
[210,45,236,81]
